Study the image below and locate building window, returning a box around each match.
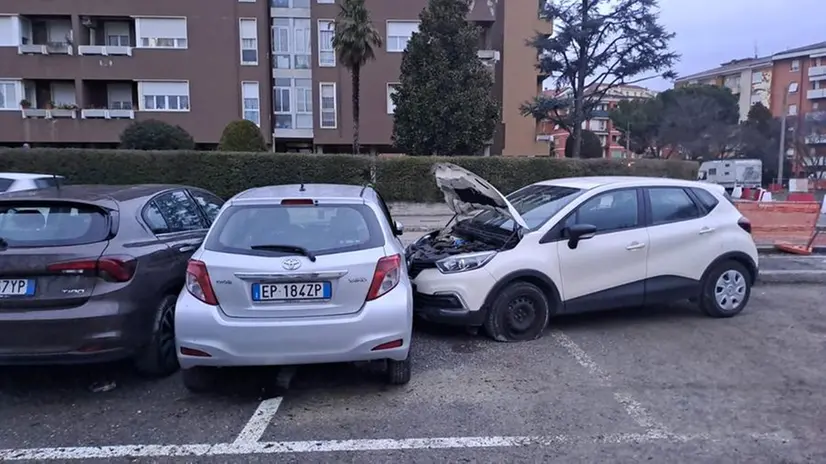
[295,79,313,129]
[272,0,309,6]
[317,0,334,3]
[751,72,762,84]
[242,81,260,126]
[272,19,290,69]
[138,81,190,111]
[135,17,188,49]
[274,78,292,129]
[104,22,131,47]
[387,83,399,114]
[318,20,335,66]
[791,59,800,71]
[0,81,18,110]
[788,104,797,116]
[386,21,419,52]
[789,82,798,93]
[319,82,336,128]
[293,19,311,69]
[240,18,258,65]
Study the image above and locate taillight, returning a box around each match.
[47,256,137,282]
[366,254,402,301]
[186,260,218,305]
[738,217,752,234]
[281,199,314,205]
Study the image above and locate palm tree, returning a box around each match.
[331,0,382,157]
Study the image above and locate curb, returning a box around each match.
[757,271,826,284]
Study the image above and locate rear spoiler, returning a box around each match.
[0,197,120,239]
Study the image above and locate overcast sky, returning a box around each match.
[648,0,825,90]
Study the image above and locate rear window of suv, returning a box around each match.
[205,204,386,257]
[0,202,110,247]
[0,178,12,193]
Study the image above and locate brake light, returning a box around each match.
[737,217,752,234]
[185,260,218,305]
[366,254,402,301]
[47,256,137,282]
[281,199,314,205]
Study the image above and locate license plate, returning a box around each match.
[0,279,36,297]
[251,282,332,302]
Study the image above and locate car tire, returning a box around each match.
[699,260,752,318]
[134,294,180,378]
[483,281,550,342]
[385,354,411,385]
[182,367,218,393]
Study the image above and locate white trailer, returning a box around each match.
[697,159,762,189]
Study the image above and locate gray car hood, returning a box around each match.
[432,163,528,229]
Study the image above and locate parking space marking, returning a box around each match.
[550,330,670,436]
[233,398,284,445]
[0,431,794,460]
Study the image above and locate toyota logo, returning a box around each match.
[281,258,301,270]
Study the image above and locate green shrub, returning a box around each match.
[218,120,267,152]
[0,149,697,202]
[119,119,195,150]
[565,129,603,159]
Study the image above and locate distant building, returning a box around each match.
[536,84,658,158]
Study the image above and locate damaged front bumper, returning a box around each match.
[413,287,487,326]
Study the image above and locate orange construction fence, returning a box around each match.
[734,201,821,246]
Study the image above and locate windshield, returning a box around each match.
[468,184,584,231]
[204,203,386,257]
[0,202,110,247]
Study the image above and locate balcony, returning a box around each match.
[592,109,610,118]
[477,49,501,65]
[17,16,74,55]
[805,111,826,122]
[808,89,826,100]
[808,66,826,79]
[80,81,137,120]
[76,16,135,57]
[805,134,826,145]
[18,79,78,119]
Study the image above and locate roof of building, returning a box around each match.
[675,56,772,83]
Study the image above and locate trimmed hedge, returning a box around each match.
[0,149,698,202]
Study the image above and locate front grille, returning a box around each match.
[414,291,463,310]
[408,260,436,278]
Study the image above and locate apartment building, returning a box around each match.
[272,0,552,156]
[0,0,271,147]
[537,84,658,159]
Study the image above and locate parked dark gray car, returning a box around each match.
[0,184,224,376]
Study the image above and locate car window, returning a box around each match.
[0,202,110,247]
[34,177,61,189]
[143,201,171,234]
[567,189,639,233]
[0,178,12,193]
[151,190,206,232]
[470,185,584,231]
[188,189,224,224]
[649,188,700,225]
[691,187,720,211]
[205,204,385,257]
[373,191,395,229]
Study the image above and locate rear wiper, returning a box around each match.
[249,244,316,262]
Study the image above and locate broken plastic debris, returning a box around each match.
[88,380,117,393]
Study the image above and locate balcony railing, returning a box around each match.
[805,134,826,145]
[21,108,78,119]
[18,42,74,55]
[81,109,135,119]
[808,66,826,78]
[805,111,826,122]
[592,110,609,118]
[807,89,826,100]
[77,45,132,56]
[477,49,500,65]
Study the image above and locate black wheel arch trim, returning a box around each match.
[701,251,758,285]
[481,270,562,315]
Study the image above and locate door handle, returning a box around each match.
[625,242,646,250]
[179,244,197,253]
[699,227,716,235]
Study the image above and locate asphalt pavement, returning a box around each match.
[1,283,825,463]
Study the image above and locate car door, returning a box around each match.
[643,186,724,303]
[554,188,649,313]
[187,188,225,227]
[145,190,209,276]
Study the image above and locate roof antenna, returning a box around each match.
[52,173,60,191]
[299,182,305,192]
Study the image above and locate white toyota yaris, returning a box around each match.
[407,163,759,342]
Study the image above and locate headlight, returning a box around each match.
[436,251,497,274]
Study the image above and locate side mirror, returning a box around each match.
[394,220,404,236]
[566,223,597,249]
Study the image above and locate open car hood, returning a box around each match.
[432,163,528,229]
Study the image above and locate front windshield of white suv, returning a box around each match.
[468,184,584,231]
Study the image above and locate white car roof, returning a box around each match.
[536,176,712,191]
[0,172,60,180]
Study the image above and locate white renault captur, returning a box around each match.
[175,184,413,392]
[407,163,759,342]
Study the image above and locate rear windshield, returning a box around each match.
[0,178,12,193]
[204,204,386,257]
[468,184,584,231]
[0,202,110,247]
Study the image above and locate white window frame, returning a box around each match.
[318,20,335,67]
[0,80,20,111]
[319,82,337,129]
[241,81,260,126]
[386,21,419,53]
[293,18,311,70]
[386,83,399,114]
[274,78,292,129]
[317,0,334,3]
[788,104,797,116]
[751,72,762,84]
[135,17,188,49]
[789,82,798,93]
[239,18,258,65]
[791,59,800,71]
[138,81,191,112]
[294,79,313,129]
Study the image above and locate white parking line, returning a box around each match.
[0,432,793,460]
[233,398,284,445]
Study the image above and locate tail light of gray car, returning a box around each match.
[186,259,218,305]
[47,256,137,282]
[737,217,752,234]
[366,254,402,301]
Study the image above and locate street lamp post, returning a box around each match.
[777,91,788,188]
